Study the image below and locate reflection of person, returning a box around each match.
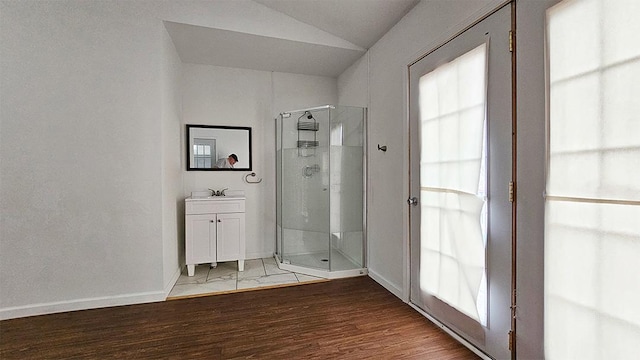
[215,154,238,168]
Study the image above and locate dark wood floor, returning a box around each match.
[0,276,479,359]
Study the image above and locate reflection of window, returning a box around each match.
[193,138,216,168]
[418,44,487,325]
[545,0,640,358]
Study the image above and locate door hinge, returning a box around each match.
[509,181,515,203]
[508,330,514,350]
[509,30,513,52]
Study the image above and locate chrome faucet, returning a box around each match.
[208,188,228,196]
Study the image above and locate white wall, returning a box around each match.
[338,53,369,108]
[161,24,184,294]
[181,64,271,259]
[181,65,338,260]
[0,0,167,318]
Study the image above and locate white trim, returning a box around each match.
[163,266,182,298]
[0,291,166,320]
[368,269,404,300]
[402,48,411,305]
[274,253,367,280]
[409,303,492,360]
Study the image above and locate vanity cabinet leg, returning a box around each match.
[238,260,245,272]
[210,262,217,268]
[187,264,195,277]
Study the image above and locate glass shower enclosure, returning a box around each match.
[276,105,367,279]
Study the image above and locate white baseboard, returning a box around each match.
[368,269,403,299]
[0,291,166,320]
[163,266,182,298]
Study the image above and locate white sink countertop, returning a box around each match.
[188,190,245,201]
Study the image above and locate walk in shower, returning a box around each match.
[276,105,367,279]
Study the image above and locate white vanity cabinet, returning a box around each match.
[185,196,245,276]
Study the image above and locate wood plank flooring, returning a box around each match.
[0,276,479,359]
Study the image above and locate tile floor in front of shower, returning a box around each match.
[167,257,325,299]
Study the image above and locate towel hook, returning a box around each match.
[244,172,262,184]
[377,144,387,152]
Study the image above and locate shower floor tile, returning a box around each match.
[284,250,362,272]
[167,257,327,299]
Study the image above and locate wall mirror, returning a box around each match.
[186,125,252,171]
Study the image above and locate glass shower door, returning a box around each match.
[329,106,365,271]
[279,108,331,270]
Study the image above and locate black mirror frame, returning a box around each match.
[186,124,252,171]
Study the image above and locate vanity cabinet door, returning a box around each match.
[216,213,245,262]
[185,214,217,264]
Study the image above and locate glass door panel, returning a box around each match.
[409,4,512,359]
[329,106,365,271]
[281,108,331,270]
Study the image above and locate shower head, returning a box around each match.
[297,111,316,123]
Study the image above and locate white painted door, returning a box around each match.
[408,4,513,359]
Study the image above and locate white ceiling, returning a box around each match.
[255,0,420,49]
[164,21,365,78]
[165,0,420,77]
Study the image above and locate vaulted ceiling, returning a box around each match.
[254,0,420,49]
[165,0,419,77]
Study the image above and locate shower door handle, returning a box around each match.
[407,197,419,206]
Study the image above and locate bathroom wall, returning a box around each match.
[0,0,338,319]
[181,65,338,260]
[181,64,271,260]
[337,53,369,108]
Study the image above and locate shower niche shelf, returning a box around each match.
[297,116,319,152]
[297,122,319,131]
[297,140,319,148]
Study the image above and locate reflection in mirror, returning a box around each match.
[186,125,252,171]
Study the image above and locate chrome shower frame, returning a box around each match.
[274,105,368,279]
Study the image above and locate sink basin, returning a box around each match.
[189,190,245,200]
